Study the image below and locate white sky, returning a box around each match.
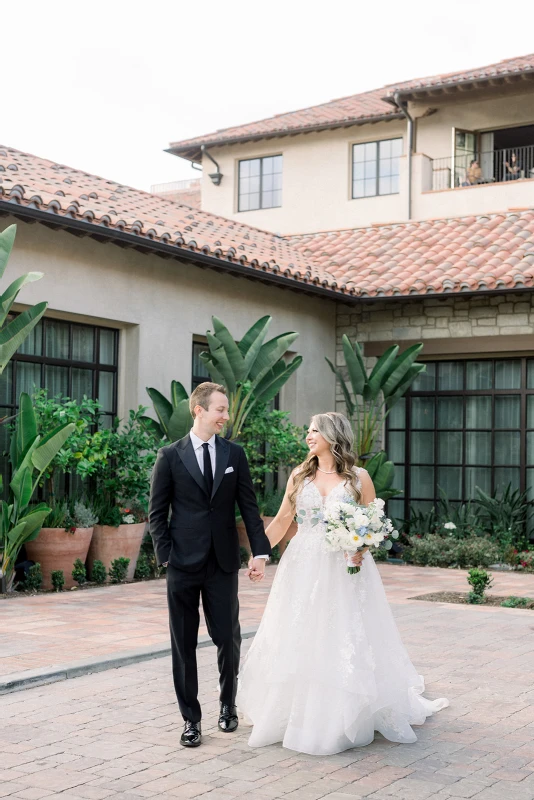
[3,0,534,192]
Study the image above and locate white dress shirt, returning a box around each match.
[188,429,268,561]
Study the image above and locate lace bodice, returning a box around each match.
[295,470,363,540]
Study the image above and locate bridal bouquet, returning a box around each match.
[313,497,399,574]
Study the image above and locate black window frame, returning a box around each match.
[386,356,534,523]
[191,338,211,391]
[238,154,283,212]
[352,137,403,199]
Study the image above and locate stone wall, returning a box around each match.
[335,292,534,412]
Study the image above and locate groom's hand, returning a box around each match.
[246,556,266,582]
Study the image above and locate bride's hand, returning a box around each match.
[345,549,367,567]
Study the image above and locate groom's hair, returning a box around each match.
[190,382,227,417]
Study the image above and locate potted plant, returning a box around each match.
[86,407,159,582]
[25,500,97,590]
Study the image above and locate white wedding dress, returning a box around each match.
[236,471,448,756]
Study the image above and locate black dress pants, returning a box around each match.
[166,545,241,722]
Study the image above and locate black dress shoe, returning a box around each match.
[180,720,202,747]
[218,703,238,733]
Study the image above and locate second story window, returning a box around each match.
[352,138,403,199]
[238,155,282,211]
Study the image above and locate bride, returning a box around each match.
[237,411,448,756]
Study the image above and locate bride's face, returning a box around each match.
[306,422,330,458]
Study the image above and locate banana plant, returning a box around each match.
[326,337,425,460]
[141,381,192,443]
[0,393,75,591]
[199,316,302,440]
[365,452,402,501]
[0,225,47,375]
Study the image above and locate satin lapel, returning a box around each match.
[212,436,230,499]
[177,435,208,496]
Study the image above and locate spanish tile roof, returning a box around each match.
[287,211,534,297]
[169,52,534,161]
[0,145,334,292]
[386,52,534,99]
[168,88,403,161]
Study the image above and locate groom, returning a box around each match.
[149,382,271,747]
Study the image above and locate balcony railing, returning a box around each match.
[430,145,534,191]
[150,178,201,195]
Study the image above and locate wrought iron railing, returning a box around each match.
[430,144,534,191]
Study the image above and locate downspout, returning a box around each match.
[200,144,223,185]
[393,92,413,220]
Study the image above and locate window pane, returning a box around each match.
[17,362,41,398]
[46,320,69,359]
[0,362,12,405]
[364,178,376,197]
[495,360,521,389]
[527,395,534,427]
[353,162,365,180]
[388,430,405,463]
[45,365,69,398]
[527,432,534,466]
[411,397,435,428]
[527,468,534,500]
[437,397,463,429]
[495,396,520,429]
[393,464,404,491]
[410,431,434,463]
[72,326,95,362]
[353,144,365,163]
[410,500,435,515]
[379,139,392,158]
[494,431,520,465]
[98,371,115,412]
[379,176,391,195]
[438,431,462,463]
[437,467,462,500]
[99,329,116,365]
[72,368,93,402]
[18,320,43,356]
[388,398,406,429]
[364,160,377,179]
[387,498,405,522]
[352,180,365,199]
[494,467,520,493]
[192,343,210,379]
[272,155,283,173]
[466,396,491,429]
[465,467,491,497]
[99,414,114,431]
[410,466,434,498]
[364,142,377,161]
[466,361,492,390]
[527,361,534,389]
[412,363,436,391]
[466,431,491,465]
[389,175,400,194]
[438,362,463,390]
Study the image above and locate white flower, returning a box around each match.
[351,533,366,548]
[122,514,135,524]
[443,522,457,530]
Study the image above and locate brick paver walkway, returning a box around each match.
[2,564,534,678]
[2,577,534,798]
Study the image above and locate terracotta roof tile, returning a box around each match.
[287,211,534,297]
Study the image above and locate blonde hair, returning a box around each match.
[189,382,227,417]
[288,412,361,508]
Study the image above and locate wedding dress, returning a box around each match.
[236,470,448,756]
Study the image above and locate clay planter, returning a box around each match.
[25,526,94,590]
[237,516,298,560]
[86,523,146,582]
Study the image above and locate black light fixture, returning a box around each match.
[201,145,223,186]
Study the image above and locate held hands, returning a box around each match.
[246,556,266,582]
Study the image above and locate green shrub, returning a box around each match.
[240,546,250,567]
[260,490,285,517]
[467,568,493,604]
[22,563,43,592]
[405,535,500,569]
[72,558,87,585]
[51,570,65,591]
[371,547,389,562]
[501,596,530,608]
[91,560,107,584]
[109,557,130,584]
[134,552,151,580]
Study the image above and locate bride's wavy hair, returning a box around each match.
[288,412,361,509]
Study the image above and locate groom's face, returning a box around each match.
[196,391,230,437]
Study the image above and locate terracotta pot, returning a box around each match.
[25,526,94,590]
[87,523,146,582]
[237,516,298,560]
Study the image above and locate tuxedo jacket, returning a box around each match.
[149,433,271,573]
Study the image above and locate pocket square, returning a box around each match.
[224,466,234,474]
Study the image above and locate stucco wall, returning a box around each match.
[200,121,406,234]
[4,217,336,425]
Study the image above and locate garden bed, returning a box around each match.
[411,591,534,609]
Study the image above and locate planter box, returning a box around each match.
[87,523,145,582]
[25,527,94,590]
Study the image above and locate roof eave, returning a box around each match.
[167,112,404,163]
[383,66,534,103]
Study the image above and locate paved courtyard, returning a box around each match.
[1,565,534,798]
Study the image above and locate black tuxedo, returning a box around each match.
[149,433,271,722]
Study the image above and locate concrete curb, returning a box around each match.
[0,626,258,695]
